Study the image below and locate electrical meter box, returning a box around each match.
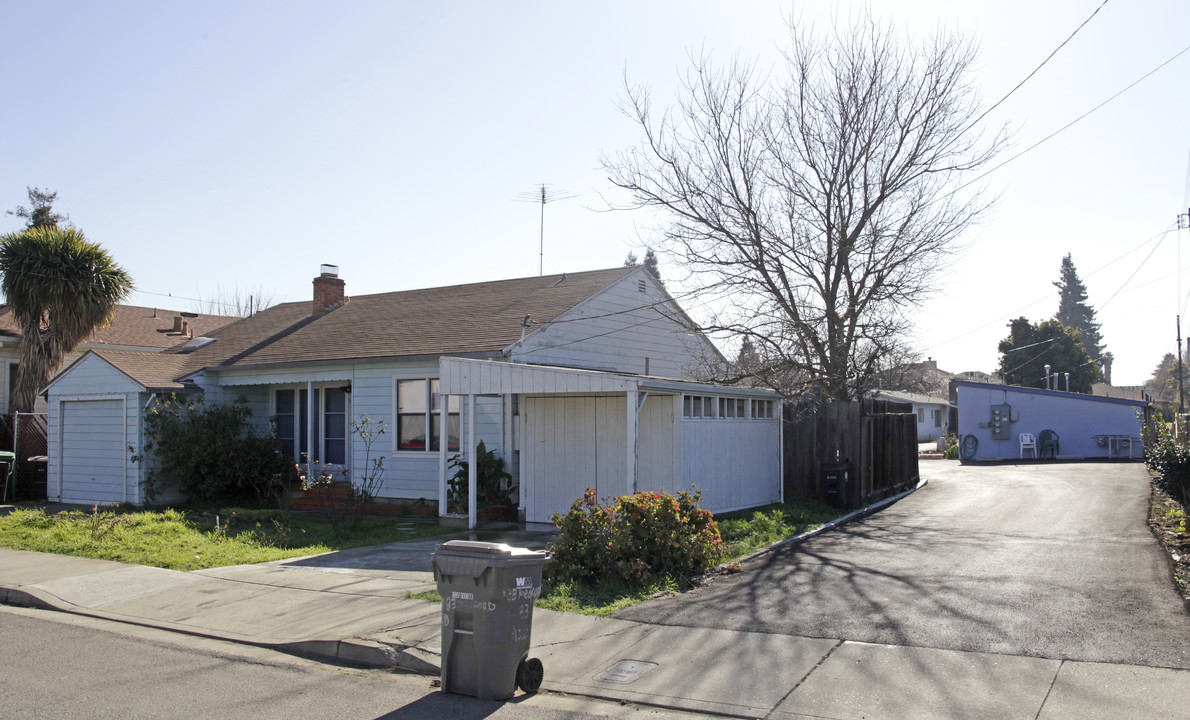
[990,404,1011,440]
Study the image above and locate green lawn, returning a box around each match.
[1,499,850,613]
[0,505,449,571]
[716,500,846,559]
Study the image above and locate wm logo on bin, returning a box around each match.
[516,577,533,588]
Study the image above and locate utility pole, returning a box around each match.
[1177,209,1189,432]
[1179,315,1185,416]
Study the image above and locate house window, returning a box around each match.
[751,399,775,419]
[917,408,925,423]
[935,409,944,428]
[683,395,715,418]
[719,397,745,418]
[275,387,348,465]
[396,378,459,452]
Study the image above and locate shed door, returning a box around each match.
[59,399,127,505]
[522,396,627,523]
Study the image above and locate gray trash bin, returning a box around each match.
[432,540,553,700]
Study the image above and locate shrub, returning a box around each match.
[139,395,296,505]
[447,440,516,511]
[548,487,723,585]
[1146,422,1190,505]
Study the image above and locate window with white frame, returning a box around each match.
[750,398,775,419]
[917,408,925,423]
[275,386,348,465]
[719,397,745,418]
[683,395,716,418]
[395,378,460,452]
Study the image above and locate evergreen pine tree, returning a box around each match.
[1053,254,1105,372]
[642,248,662,285]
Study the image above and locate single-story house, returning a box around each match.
[871,390,949,442]
[44,265,784,526]
[952,380,1147,462]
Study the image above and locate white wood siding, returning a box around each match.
[635,394,679,494]
[46,355,144,505]
[681,416,782,513]
[521,394,680,523]
[511,271,722,379]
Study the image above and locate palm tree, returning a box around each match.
[0,226,133,413]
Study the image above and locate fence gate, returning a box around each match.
[783,399,919,507]
[0,412,48,501]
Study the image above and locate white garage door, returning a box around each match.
[60,399,127,505]
[522,396,628,523]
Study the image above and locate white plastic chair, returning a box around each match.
[1019,433,1037,459]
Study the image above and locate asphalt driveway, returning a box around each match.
[615,462,1190,669]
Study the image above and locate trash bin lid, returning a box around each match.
[436,540,550,559]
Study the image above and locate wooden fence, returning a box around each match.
[783,399,920,508]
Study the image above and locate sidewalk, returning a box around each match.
[3,535,1190,718]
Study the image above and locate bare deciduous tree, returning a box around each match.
[192,284,275,318]
[604,13,1006,400]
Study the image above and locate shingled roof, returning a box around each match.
[0,304,237,349]
[171,267,639,373]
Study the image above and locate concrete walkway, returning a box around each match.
[3,481,1190,718]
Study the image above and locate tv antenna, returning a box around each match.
[513,183,577,276]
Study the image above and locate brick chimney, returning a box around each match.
[312,264,347,314]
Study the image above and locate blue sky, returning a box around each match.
[2,0,1188,386]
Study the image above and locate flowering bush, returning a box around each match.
[548,487,724,585]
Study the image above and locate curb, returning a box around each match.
[703,475,928,577]
[0,582,436,673]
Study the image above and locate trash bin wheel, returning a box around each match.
[516,656,544,694]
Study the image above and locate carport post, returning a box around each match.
[468,393,477,529]
[306,381,315,484]
[438,397,448,517]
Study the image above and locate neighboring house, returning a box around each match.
[953,380,1147,462]
[44,265,784,526]
[1091,383,1151,402]
[871,390,949,442]
[0,304,236,414]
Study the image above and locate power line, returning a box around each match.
[954,41,1190,197]
[967,0,1109,130]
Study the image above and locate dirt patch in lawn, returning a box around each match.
[1148,482,1190,605]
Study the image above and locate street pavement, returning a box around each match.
[3,461,1190,719]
